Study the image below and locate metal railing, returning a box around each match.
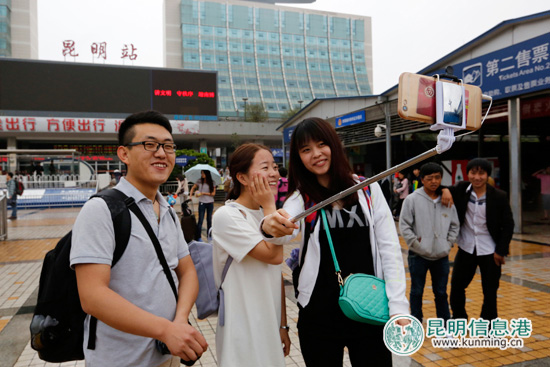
[1,174,98,209]
[18,191,97,209]
[16,174,97,189]
[0,195,7,240]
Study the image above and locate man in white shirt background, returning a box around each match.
[442,158,514,321]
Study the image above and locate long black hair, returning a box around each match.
[288,117,358,207]
[201,170,215,193]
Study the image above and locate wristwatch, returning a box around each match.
[280,325,290,331]
[260,219,274,238]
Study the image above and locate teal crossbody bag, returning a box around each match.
[320,208,390,325]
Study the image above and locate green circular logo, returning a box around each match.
[383,315,425,356]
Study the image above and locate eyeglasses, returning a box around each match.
[125,141,177,154]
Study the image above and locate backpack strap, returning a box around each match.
[91,189,133,266]
[86,188,133,350]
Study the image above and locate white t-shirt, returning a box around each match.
[458,189,496,256]
[212,201,285,367]
[196,179,215,204]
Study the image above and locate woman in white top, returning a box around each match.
[189,170,216,240]
[176,174,189,214]
[212,143,290,367]
[261,118,409,366]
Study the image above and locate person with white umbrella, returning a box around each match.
[185,164,222,185]
[189,168,217,241]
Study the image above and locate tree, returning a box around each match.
[245,103,268,122]
[281,107,300,121]
[230,133,241,150]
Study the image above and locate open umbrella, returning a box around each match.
[184,164,222,185]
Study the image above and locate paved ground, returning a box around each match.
[1,203,550,367]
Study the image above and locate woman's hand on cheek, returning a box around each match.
[250,172,276,213]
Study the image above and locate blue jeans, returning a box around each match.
[196,202,213,240]
[8,197,17,218]
[408,251,451,323]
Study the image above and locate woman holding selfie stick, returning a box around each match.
[261,118,409,366]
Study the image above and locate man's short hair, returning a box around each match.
[118,110,172,146]
[466,158,492,176]
[419,162,443,178]
[7,172,13,178]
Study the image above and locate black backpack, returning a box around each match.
[30,189,133,363]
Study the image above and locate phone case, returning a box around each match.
[397,72,482,131]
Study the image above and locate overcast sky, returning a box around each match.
[38,0,550,94]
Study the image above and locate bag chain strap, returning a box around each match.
[320,208,344,287]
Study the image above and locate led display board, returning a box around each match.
[0,59,217,118]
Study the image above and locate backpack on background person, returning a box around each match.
[16,179,25,196]
[276,177,288,209]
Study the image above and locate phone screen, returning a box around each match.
[440,83,464,126]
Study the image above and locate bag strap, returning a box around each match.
[127,200,179,301]
[217,205,253,282]
[217,203,253,284]
[320,208,343,287]
[210,220,233,285]
[220,256,233,285]
[87,188,133,350]
[91,189,133,265]
[359,186,381,276]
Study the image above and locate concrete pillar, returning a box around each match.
[508,98,522,234]
[385,102,392,170]
[199,140,208,155]
[7,137,17,173]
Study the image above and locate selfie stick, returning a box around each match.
[290,139,443,223]
[291,68,474,223]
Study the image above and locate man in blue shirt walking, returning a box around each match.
[6,172,17,220]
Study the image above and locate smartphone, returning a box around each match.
[435,80,466,129]
[397,72,482,131]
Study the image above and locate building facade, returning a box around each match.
[0,0,38,59]
[165,0,373,118]
[0,0,10,56]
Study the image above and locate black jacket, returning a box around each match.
[449,181,514,257]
